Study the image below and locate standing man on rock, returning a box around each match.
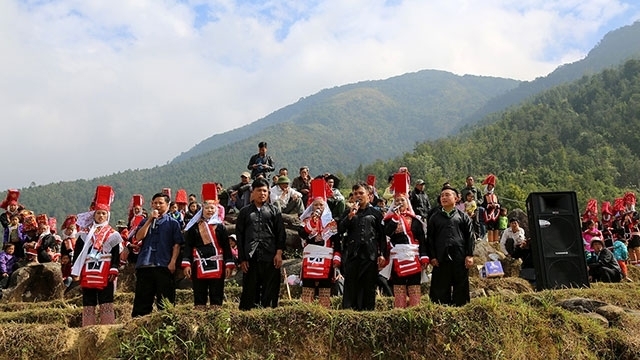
[247,141,275,180]
[339,182,388,311]
[236,177,286,310]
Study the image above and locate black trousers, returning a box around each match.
[342,256,378,311]
[429,259,470,306]
[192,277,225,306]
[82,280,115,306]
[131,267,176,317]
[589,265,622,283]
[239,258,281,310]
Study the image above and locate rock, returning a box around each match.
[473,240,501,264]
[1,262,65,303]
[596,304,626,325]
[225,211,302,251]
[470,288,487,299]
[557,297,609,313]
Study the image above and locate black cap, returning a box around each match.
[509,217,518,223]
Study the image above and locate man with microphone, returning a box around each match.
[131,192,184,317]
[339,182,388,311]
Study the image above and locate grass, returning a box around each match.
[0,266,639,359]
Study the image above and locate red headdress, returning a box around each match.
[61,215,77,230]
[22,214,38,232]
[162,188,172,200]
[201,183,218,202]
[93,185,114,212]
[48,217,57,234]
[0,189,20,210]
[129,194,144,210]
[384,172,416,220]
[624,192,636,208]
[482,174,496,187]
[601,201,613,216]
[36,214,49,227]
[391,172,410,197]
[366,175,376,188]
[175,189,188,205]
[581,198,598,223]
[307,178,332,205]
[613,197,625,215]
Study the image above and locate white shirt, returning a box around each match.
[499,226,526,254]
[270,185,301,205]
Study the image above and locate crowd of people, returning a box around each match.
[0,141,637,325]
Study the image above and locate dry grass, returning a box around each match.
[0,267,639,360]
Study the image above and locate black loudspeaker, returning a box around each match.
[526,191,590,291]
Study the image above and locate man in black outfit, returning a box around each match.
[409,179,431,220]
[339,182,388,311]
[236,177,286,310]
[427,185,475,306]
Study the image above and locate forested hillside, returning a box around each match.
[464,20,640,128]
[355,59,640,211]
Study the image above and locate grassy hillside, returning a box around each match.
[1,267,639,360]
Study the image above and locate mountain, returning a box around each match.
[172,70,519,164]
[462,20,640,128]
[358,59,640,211]
[7,70,519,223]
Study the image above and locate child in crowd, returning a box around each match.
[464,192,477,218]
[227,234,239,277]
[228,234,239,265]
[582,220,602,252]
[168,202,184,227]
[60,253,73,287]
[612,231,632,282]
[497,207,509,234]
[375,198,387,212]
[0,243,17,288]
[7,214,20,246]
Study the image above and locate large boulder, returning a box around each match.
[1,262,65,302]
[225,213,303,250]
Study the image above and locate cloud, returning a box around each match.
[0,0,637,189]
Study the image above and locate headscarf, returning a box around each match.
[300,197,334,228]
[184,206,223,232]
[71,213,119,277]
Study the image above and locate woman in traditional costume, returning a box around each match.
[298,178,341,309]
[383,172,429,308]
[71,185,123,326]
[481,174,501,242]
[182,183,234,310]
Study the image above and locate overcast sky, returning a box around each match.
[1,0,638,190]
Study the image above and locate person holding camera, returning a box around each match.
[247,141,275,180]
[297,178,341,308]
